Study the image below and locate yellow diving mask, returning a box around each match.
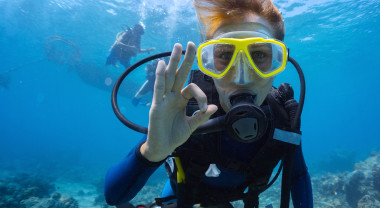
[197,32,288,79]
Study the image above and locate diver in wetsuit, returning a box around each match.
[105,0,313,207]
[132,58,170,106]
[106,24,156,69]
[131,59,159,106]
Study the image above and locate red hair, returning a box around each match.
[193,0,284,40]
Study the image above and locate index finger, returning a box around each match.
[152,60,166,104]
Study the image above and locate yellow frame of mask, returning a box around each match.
[197,37,288,78]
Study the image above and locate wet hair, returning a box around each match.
[193,0,284,40]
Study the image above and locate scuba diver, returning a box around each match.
[132,59,158,106]
[132,58,170,106]
[106,24,156,69]
[105,0,313,208]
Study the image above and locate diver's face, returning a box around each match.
[212,14,276,111]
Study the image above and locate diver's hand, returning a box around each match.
[145,47,156,54]
[140,42,218,162]
[272,83,300,132]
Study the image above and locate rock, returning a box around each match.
[22,187,41,199]
[0,174,80,208]
[61,196,79,208]
[51,192,61,200]
[357,195,380,208]
[20,195,78,208]
[318,173,345,196]
[33,198,62,208]
[14,174,55,198]
[345,170,367,207]
[20,197,42,208]
[372,165,380,192]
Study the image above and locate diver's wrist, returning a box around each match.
[140,142,167,162]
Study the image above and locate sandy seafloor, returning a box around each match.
[1,151,380,207]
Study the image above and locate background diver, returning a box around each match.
[132,58,169,106]
[105,0,313,207]
[106,23,156,69]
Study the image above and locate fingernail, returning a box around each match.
[202,103,207,112]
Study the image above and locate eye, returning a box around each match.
[251,51,266,60]
[213,44,235,62]
[218,52,233,61]
[248,43,272,63]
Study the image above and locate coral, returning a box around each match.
[61,196,79,208]
[372,165,380,192]
[20,197,41,208]
[13,173,55,198]
[0,174,78,208]
[51,192,61,200]
[22,187,43,199]
[345,170,367,208]
[0,173,55,208]
[357,195,380,208]
[311,172,349,208]
[308,152,380,208]
[19,194,79,208]
[21,197,61,208]
[317,173,346,196]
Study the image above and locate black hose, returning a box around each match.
[111,51,185,134]
[288,57,305,130]
[280,57,305,208]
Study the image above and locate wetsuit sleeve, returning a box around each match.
[290,145,313,208]
[104,136,164,206]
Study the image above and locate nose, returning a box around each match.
[232,50,251,85]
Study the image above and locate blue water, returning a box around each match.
[0,0,379,203]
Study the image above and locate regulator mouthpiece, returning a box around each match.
[225,93,268,143]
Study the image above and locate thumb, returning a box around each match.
[187,104,218,132]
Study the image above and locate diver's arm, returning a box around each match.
[290,145,313,208]
[117,41,154,54]
[134,80,150,98]
[104,137,163,206]
[116,42,140,54]
[140,47,156,53]
[132,81,150,106]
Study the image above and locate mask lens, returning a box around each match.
[248,42,285,75]
[200,43,235,75]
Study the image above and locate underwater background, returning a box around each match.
[0,0,379,207]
